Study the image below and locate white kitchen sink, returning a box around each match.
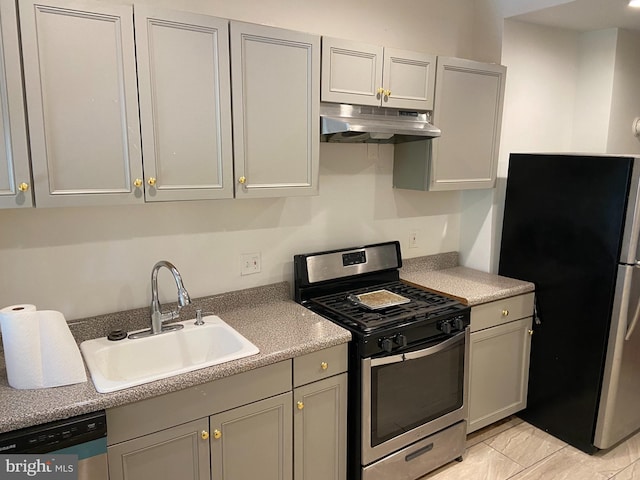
[80,316,259,393]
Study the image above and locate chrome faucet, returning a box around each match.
[129,260,191,339]
[150,260,191,334]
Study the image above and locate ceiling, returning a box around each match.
[509,0,640,32]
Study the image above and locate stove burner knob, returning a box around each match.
[453,317,466,331]
[380,338,394,353]
[440,321,452,335]
[394,334,408,347]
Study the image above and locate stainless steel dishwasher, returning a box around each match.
[0,410,108,479]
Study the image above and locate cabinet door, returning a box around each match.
[468,316,532,433]
[135,7,233,202]
[108,418,211,480]
[430,57,506,191]
[231,22,319,198]
[293,373,347,480]
[19,0,143,207]
[382,48,436,111]
[210,392,292,480]
[321,37,383,107]
[0,0,31,208]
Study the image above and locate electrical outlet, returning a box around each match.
[409,231,419,249]
[241,253,261,275]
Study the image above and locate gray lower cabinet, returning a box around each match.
[106,345,348,480]
[467,293,534,433]
[210,393,292,480]
[293,373,347,480]
[108,418,210,480]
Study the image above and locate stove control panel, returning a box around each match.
[437,315,468,335]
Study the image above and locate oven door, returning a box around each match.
[361,328,470,465]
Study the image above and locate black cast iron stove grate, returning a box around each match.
[309,281,465,332]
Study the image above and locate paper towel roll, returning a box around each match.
[0,308,87,389]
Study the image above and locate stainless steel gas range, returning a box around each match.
[294,241,471,480]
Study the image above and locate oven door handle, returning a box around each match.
[403,331,466,361]
[369,330,466,367]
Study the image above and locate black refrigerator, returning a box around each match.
[499,153,640,453]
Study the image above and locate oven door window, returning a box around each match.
[370,334,465,446]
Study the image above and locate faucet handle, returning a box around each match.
[160,310,180,323]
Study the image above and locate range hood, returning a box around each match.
[320,103,441,144]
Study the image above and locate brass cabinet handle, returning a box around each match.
[377,87,384,95]
[201,430,209,440]
[384,89,391,97]
[502,309,509,316]
[320,362,328,370]
[147,177,157,186]
[18,182,29,192]
[213,429,222,439]
[238,176,246,185]
[528,329,534,335]
[133,178,142,188]
[297,401,304,410]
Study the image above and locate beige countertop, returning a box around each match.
[0,282,351,434]
[401,257,535,305]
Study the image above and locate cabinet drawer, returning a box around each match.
[294,344,348,388]
[471,293,534,333]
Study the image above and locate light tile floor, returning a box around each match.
[423,417,640,480]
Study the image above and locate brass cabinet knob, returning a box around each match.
[297,401,304,410]
[384,89,391,97]
[320,362,328,370]
[528,329,534,335]
[238,176,246,185]
[377,87,384,95]
[213,429,222,439]
[133,178,142,188]
[18,182,29,192]
[201,430,209,440]
[502,309,509,316]
[147,177,157,186]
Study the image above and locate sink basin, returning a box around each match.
[80,316,259,393]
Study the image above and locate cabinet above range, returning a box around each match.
[10,0,319,208]
[321,37,437,111]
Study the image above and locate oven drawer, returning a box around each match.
[471,293,534,333]
[362,421,465,480]
[294,343,348,388]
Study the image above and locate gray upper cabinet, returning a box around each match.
[321,37,436,111]
[135,7,234,202]
[430,57,506,191]
[19,0,144,207]
[231,22,320,198]
[393,57,506,191]
[0,0,31,209]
